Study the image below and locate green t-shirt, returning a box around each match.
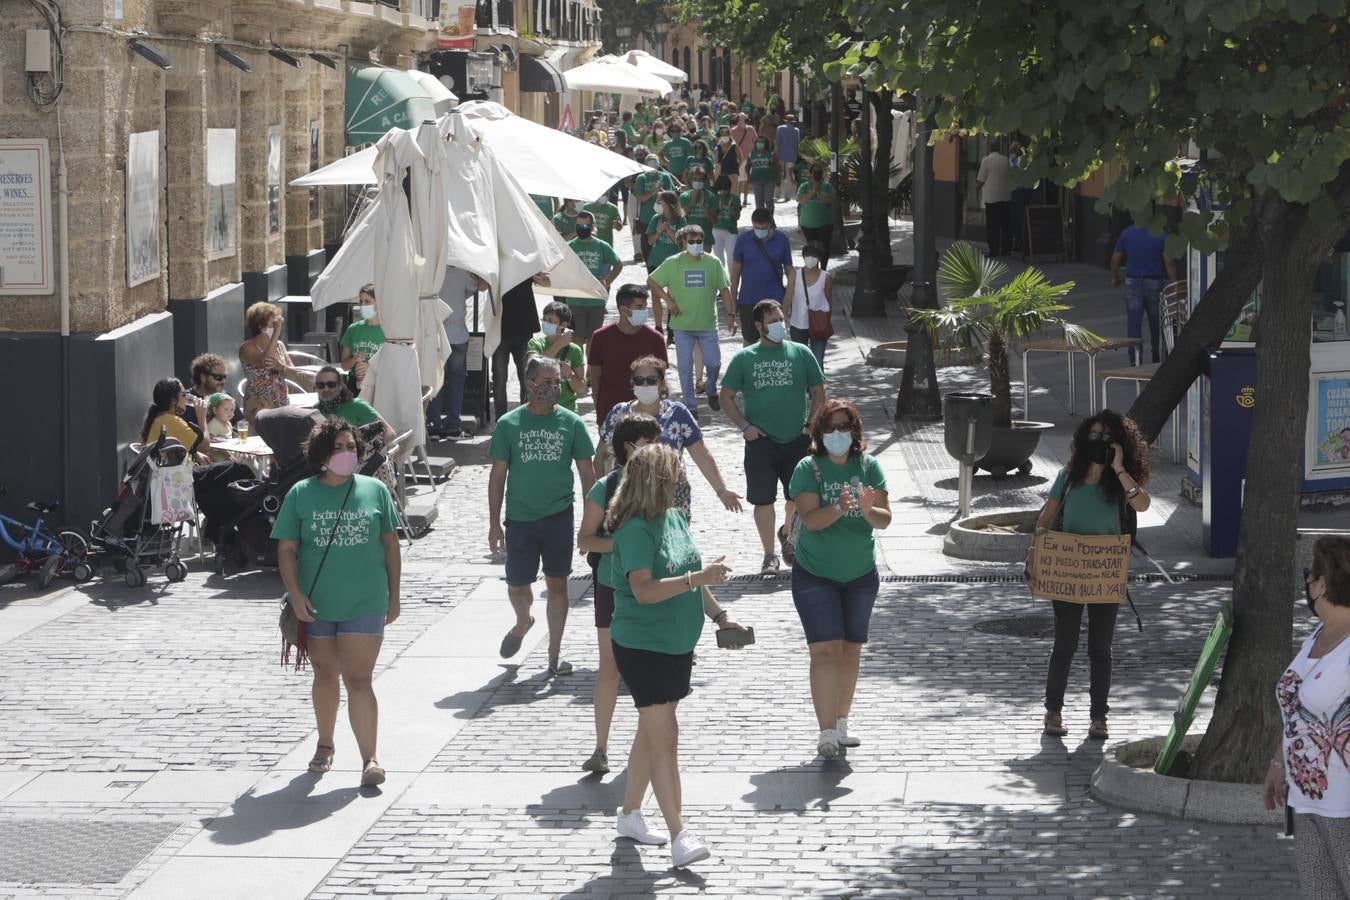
[270,475,398,621]
[489,405,594,522]
[789,454,887,582]
[797,180,836,229]
[340,321,385,361]
[567,237,621,308]
[634,170,668,226]
[585,472,623,588]
[1049,470,1124,536]
[525,336,586,412]
[650,252,729,333]
[748,148,776,183]
[553,209,579,237]
[689,154,716,178]
[739,100,753,113]
[716,112,732,126]
[622,121,639,140]
[583,200,622,245]
[714,193,742,232]
[721,340,825,443]
[315,397,380,427]
[680,187,718,234]
[645,214,687,271]
[609,509,704,655]
[662,136,694,177]
[531,194,555,220]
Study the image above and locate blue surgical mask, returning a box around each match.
[628,308,650,326]
[687,243,705,257]
[822,431,853,456]
[754,227,770,240]
[764,321,786,343]
[541,321,559,336]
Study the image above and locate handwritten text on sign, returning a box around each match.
[1031,531,1131,605]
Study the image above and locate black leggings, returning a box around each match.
[1044,600,1119,721]
[491,337,529,422]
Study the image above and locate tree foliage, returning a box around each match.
[668,0,850,87]
[596,0,670,55]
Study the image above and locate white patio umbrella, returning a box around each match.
[407,70,458,115]
[622,49,688,83]
[410,120,453,395]
[561,58,673,99]
[356,128,427,449]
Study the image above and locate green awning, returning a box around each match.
[345,63,439,146]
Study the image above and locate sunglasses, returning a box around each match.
[822,422,852,433]
[632,375,662,386]
[315,380,341,389]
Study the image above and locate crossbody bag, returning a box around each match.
[279,479,356,670]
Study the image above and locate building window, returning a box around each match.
[683,47,690,79]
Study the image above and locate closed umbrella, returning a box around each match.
[410,121,453,394]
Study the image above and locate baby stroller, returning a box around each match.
[86,432,190,587]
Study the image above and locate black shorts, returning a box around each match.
[744,433,811,506]
[737,305,759,341]
[593,579,616,629]
[611,640,693,708]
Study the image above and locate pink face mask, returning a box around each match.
[327,450,359,477]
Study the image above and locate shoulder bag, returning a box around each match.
[279,478,356,670]
[806,271,835,340]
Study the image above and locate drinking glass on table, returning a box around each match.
[237,419,249,441]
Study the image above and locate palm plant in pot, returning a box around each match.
[909,241,1100,476]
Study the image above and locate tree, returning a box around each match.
[596,0,669,56]
[840,0,1350,781]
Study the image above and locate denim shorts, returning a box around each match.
[791,565,880,644]
[505,509,574,586]
[306,611,387,639]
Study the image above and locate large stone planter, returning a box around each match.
[943,510,1038,561]
[976,421,1054,477]
[1091,737,1281,826]
[866,341,907,368]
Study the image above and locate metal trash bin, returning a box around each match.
[944,392,994,518]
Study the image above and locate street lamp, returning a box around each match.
[896,94,942,421]
[654,20,668,60]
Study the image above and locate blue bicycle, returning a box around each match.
[0,485,91,589]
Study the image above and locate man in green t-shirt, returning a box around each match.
[719,299,827,575]
[488,355,597,676]
[660,125,694,181]
[526,301,587,412]
[312,365,396,444]
[565,211,624,350]
[796,164,837,266]
[553,199,581,240]
[647,225,735,416]
[582,197,623,246]
[632,153,676,234]
[531,194,555,222]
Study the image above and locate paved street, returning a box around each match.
[0,204,1302,898]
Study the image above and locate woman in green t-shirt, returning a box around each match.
[747,138,777,213]
[273,419,402,788]
[788,400,892,759]
[605,444,749,868]
[710,175,742,268]
[1030,410,1152,741]
[645,191,687,274]
[576,414,661,778]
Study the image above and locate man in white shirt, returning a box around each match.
[976,146,1014,258]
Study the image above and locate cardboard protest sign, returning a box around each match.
[1030,531,1131,604]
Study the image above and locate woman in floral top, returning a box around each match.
[1264,535,1350,898]
[599,355,743,520]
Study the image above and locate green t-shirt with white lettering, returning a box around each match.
[789,453,886,582]
[270,474,398,621]
[609,509,704,655]
[583,200,622,245]
[314,397,380,427]
[662,136,694,177]
[721,340,825,443]
[567,237,620,309]
[525,336,585,412]
[553,209,579,238]
[680,187,718,236]
[748,148,776,183]
[488,405,595,522]
[340,321,385,362]
[714,193,742,232]
[634,170,670,226]
[650,252,729,333]
[531,194,555,220]
[1049,470,1123,536]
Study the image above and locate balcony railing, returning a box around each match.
[475,0,515,31]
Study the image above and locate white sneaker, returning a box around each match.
[671,829,711,868]
[836,717,860,748]
[817,728,840,759]
[616,809,669,845]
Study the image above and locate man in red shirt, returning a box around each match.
[587,284,668,471]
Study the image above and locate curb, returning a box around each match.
[1090,737,1282,826]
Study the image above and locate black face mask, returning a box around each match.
[1305,569,1319,616]
[1082,441,1110,465]
[576,225,593,239]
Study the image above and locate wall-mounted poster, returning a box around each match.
[126,130,160,287]
[0,138,54,295]
[309,120,320,221]
[266,126,282,236]
[1312,374,1350,473]
[206,128,237,260]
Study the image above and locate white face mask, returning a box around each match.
[358,305,376,320]
[803,256,820,269]
[262,327,274,338]
[633,384,661,405]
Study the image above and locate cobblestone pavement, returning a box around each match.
[0,203,1300,898]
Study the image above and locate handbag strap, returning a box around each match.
[307,478,356,601]
[751,235,784,284]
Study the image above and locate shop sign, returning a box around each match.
[0,139,53,295]
[1312,373,1350,473]
[126,130,160,288]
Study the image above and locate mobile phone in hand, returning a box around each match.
[716,626,755,648]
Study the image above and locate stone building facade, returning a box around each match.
[0,0,433,526]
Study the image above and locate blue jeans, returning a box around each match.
[789,325,827,371]
[791,565,880,644]
[673,329,721,413]
[426,341,469,431]
[1124,278,1162,364]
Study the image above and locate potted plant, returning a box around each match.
[909,241,1100,476]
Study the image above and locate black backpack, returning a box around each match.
[586,469,623,571]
